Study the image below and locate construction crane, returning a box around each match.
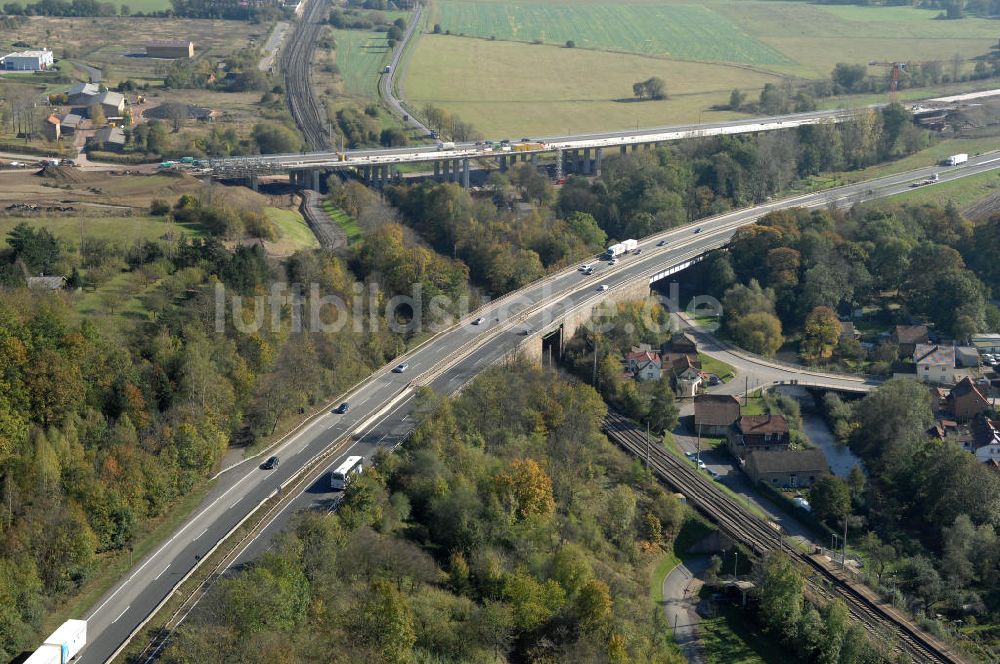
[868,61,907,94]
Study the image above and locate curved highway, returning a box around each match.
[378,3,430,135]
[83,154,1000,664]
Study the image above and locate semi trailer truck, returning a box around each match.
[944,153,968,166]
[605,239,638,258]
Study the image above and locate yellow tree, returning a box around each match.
[801,306,841,360]
[493,458,555,522]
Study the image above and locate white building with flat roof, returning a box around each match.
[1,48,53,71]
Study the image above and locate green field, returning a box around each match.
[886,169,1000,208]
[264,207,319,250]
[405,0,1000,134]
[432,0,792,65]
[121,0,174,12]
[322,201,362,244]
[332,29,392,98]
[0,215,203,249]
[405,35,778,136]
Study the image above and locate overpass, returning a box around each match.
[210,88,999,190]
[77,154,1000,664]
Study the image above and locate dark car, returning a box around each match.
[333,402,349,414]
[520,137,531,142]
[392,362,409,373]
[694,227,702,234]
[263,456,279,470]
[657,239,667,246]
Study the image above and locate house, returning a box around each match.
[891,361,918,381]
[839,321,860,341]
[956,346,981,368]
[624,350,662,382]
[971,416,1000,464]
[1,48,53,71]
[727,415,790,459]
[913,344,956,385]
[67,82,100,106]
[669,331,699,355]
[894,324,929,356]
[671,355,702,397]
[89,126,126,152]
[945,377,991,421]
[42,115,60,142]
[971,334,1000,354]
[97,90,125,118]
[59,113,82,135]
[744,449,829,489]
[145,40,194,59]
[26,275,65,290]
[694,394,741,436]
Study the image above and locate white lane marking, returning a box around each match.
[113,607,129,623]
[230,499,241,510]
[153,565,170,581]
[193,528,207,541]
[87,461,260,620]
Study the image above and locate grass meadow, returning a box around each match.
[331,28,393,98]
[405,0,1000,134]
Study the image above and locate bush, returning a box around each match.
[150,199,171,216]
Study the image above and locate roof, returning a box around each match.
[60,113,82,127]
[891,361,917,375]
[736,414,789,435]
[26,275,65,290]
[840,321,857,337]
[93,126,125,145]
[67,82,99,97]
[3,49,51,59]
[694,394,741,427]
[972,416,1000,451]
[895,324,929,345]
[971,334,1000,343]
[626,350,660,363]
[948,377,988,403]
[146,39,192,48]
[671,331,698,348]
[745,449,828,475]
[97,90,124,108]
[914,344,955,367]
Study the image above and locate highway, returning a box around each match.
[378,3,430,135]
[208,88,1000,175]
[81,153,1000,664]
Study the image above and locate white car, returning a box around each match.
[597,284,609,291]
[392,362,409,373]
[472,317,484,325]
[697,460,707,470]
[579,264,591,271]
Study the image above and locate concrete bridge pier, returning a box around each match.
[555,149,564,179]
[453,159,462,182]
[530,153,539,167]
[442,159,450,180]
[594,147,603,176]
[620,145,627,156]
[312,169,321,191]
[582,148,591,175]
[249,173,258,192]
[433,161,440,179]
[462,158,470,188]
[630,143,638,153]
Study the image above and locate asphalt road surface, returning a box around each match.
[78,153,1000,664]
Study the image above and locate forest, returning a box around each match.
[689,203,1000,360]
[161,360,688,664]
[821,381,1000,655]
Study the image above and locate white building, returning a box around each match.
[913,344,956,385]
[1,48,53,71]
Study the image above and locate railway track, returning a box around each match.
[282,0,330,151]
[602,411,966,664]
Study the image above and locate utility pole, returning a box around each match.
[842,515,848,570]
[744,376,749,405]
[592,336,598,385]
[733,550,738,579]
[697,424,702,464]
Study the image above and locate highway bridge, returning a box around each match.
[212,88,1000,190]
[77,153,1000,664]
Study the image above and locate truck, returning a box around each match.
[383,65,392,74]
[944,153,968,166]
[26,619,87,664]
[437,141,456,151]
[605,238,638,259]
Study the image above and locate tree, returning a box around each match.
[565,40,575,48]
[358,578,415,664]
[575,579,612,633]
[645,76,667,100]
[809,475,850,527]
[801,306,841,360]
[832,62,867,93]
[603,484,637,544]
[729,88,745,110]
[941,513,976,586]
[88,102,106,127]
[859,532,895,586]
[757,551,804,641]
[492,458,555,521]
[564,211,607,251]
[902,555,942,615]
[730,311,783,356]
[648,375,679,433]
[706,555,722,585]
[252,123,304,154]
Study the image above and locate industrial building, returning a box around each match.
[1,48,53,71]
[145,40,194,59]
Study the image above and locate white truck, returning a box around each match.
[944,153,968,166]
[26,619,87,664]
[437,141,456,151]
[605,238,638,259]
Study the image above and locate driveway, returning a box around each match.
[662,556,709,664]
